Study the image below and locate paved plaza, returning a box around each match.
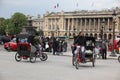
[0,44,120,80]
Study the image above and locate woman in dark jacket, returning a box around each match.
[52,37,58,55]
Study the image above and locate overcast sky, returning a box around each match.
[0,0,120,18]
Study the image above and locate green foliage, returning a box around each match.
[0,18,5,34]
[11,12,27,34]
[0,12,27,35]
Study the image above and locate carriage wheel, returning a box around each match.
[72,55,75,66]
[30,53,36,63]
[92,59,95,67]
[75,59,79,69]
[118,56,120,63]
[75,54,79,69]
[92,54,95,67]
[40,53,48,61]
[15,52,22,62]
[7,44,11,52]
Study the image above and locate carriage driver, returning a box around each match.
[73,31,86,62]
[33,33,42,54]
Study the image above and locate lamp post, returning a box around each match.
[110,10,117,57]
[73,28,76,37]
[14,22,18,35]
[38,14,41,35]
[57,26,59,37]
[100,19,105,41]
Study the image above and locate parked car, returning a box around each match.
[4,38,17,51]
[1,35,10,44]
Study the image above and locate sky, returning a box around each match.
[0,0,120,19]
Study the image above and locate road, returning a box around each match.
[0,45,120,80]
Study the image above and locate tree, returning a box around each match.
[0,12,28,35]
[11,12,27,34]
[0,18,5,34]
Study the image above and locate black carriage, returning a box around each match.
[72,36,96,69]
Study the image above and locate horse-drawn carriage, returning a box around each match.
[72,36,96,69]
[15,34,48,63]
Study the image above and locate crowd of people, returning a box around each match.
[27,33,68,56]
[1,31,118,60]
[41,36,68,55]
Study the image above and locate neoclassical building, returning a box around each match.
[26,15,44,34]
[44,8,120,40]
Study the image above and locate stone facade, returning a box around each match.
[44,9,120,40]
[28,8,120,40]
[26,15,44,35]
[32,15,44,31]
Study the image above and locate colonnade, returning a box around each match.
[63,17,114,40]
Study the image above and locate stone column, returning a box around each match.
[94,18,96,30]
[77,18,80,32]
[64,18,66,31]
[55,18,57,30]
[80,18,83,30]
[68,18,70,31]
[76,18,79,31]
[76,18,79,33]
[108,18,110,31]
[89,18,91,31]
[73,18,76,31]
[98,18,100,31]
[50,19,52,30]
[85,18,87,30]
[72,18,74,31]
[115,17,119,32]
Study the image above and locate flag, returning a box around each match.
[57,3,59,7]
[54,5,56,8]
[54,3,59,9]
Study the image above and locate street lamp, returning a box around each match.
[38,15,40,29]
[100,19,105,41]
[57,26,59,37]
[14,22,18,34]
[110,10,117,57]
[73,28,76,37]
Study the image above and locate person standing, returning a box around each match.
[102,41,107,59]
[58,39,63,55]
[63,40,68,52]
[52,37,57,55]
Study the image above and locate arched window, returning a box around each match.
[104,34,107,40]
[85,33,88,37]
[90,33,93,37]
[94,34,97,39]
[108,34,112,40]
